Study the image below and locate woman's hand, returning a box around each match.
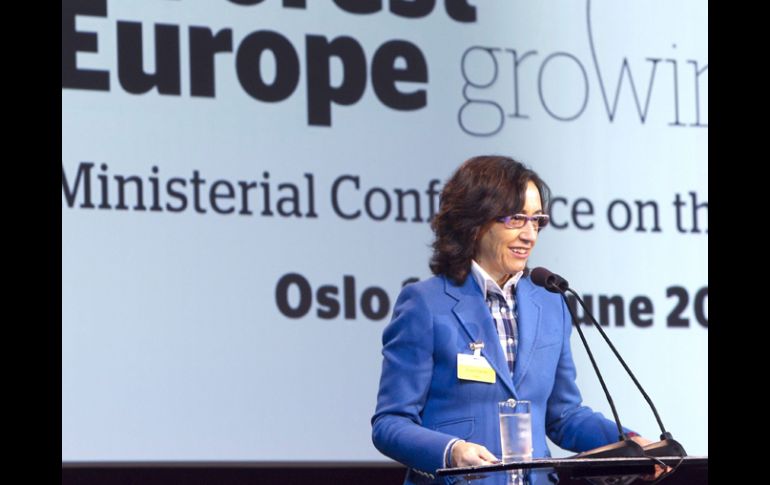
[450,440,500,467]
[629,436,674,481]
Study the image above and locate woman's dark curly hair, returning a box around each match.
[429,155,551,284]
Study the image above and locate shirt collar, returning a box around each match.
[470,260,523,301]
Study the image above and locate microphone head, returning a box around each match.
[530,267,569,293]
[530,267,554,287]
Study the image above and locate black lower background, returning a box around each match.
[62,464,407,485]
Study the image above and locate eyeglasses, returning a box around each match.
[496,214,550,231]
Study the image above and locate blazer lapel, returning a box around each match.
[445,276,518,399]
[512,277,542,388]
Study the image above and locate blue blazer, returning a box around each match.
[371,274,625,483]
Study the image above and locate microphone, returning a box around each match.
[530,267,642,458]
[530,267,569,293]
[530,267,687,458]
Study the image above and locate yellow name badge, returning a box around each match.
[457,353,496,384]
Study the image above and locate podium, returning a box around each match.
[437,456,708,484]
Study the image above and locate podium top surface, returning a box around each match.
[437,455,708,476]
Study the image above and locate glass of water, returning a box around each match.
[498,399,533,463]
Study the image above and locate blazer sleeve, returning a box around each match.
[371,283,458,475]
[544,296,634,452]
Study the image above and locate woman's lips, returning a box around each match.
[510,247,530,259]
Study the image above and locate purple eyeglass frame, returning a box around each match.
[496,214,550,230]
